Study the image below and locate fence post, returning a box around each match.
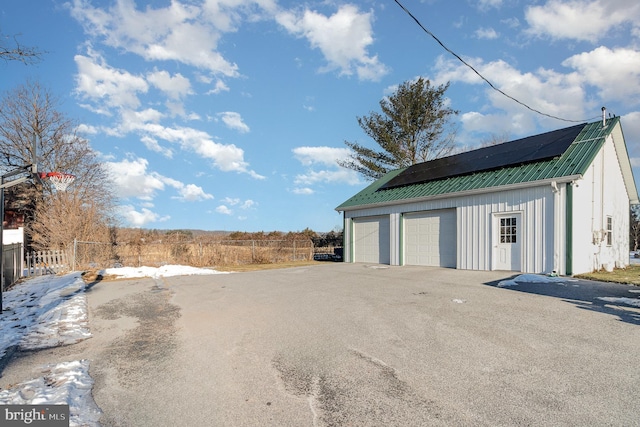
[73,238,77,272]
[252,240,255,262]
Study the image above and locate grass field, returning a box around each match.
[575,264,640,286]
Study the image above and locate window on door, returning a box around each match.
[606,216,612,246]
[500,217,517,243]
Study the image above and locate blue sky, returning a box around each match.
[1,0,639,232]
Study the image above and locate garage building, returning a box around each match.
[336,117,639,275]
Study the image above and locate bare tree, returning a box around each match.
[479,131,511,147]
[0,32,43,64]
[631,205,640,252]
[0,80,116,251]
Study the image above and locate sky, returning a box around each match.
[0,0,639,232]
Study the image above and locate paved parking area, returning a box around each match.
[3,263,640,426]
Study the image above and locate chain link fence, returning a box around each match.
[71,238,315,270]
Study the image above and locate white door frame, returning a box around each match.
[492,212,523,271]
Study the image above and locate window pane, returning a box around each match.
[512,217,516,226]
[500,236,505,243]
[512,235,517,243]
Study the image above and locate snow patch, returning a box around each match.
[0,360,102,427]
[497,274,570,288]
[597,297,640,307]
[0,264,222,425]
[101,264,228,279]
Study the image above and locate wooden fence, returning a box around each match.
[25,249,69,277]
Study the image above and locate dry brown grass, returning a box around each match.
[574,264,640,286]
[214,260,324,272]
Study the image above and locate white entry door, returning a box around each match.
[494,213,522,271]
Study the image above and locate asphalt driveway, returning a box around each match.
[2,263,640,426]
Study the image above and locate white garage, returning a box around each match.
[337,119,638,275]
[353,216,390,264]
[404,209,456,267]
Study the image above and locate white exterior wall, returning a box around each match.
[3,227,24,245]
[344,185,558,273]
[571,133,630,274]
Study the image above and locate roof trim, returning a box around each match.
[337,175,583,212]
[610,121,639,204]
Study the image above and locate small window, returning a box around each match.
[500,217,517,244]
[606,216,612,246]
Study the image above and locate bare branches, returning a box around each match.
[0,33,44,65]
[0,80,116,250]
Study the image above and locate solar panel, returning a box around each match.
[378,123,585,190]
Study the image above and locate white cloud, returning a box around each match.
[562,46,640,104]
[276,4,389,81]
[292,187,314,195]
[105,157,214,202]
[294,168,361,186]
[105,158,165,200]
[216,205,233,215]
[173,184,214,202]
[222,197,241,206]
[123,122,263,177]
[147,69,192,99]
[292,146,362,188]
[69,0,240,76]
[433,55,589,134]
[525,0,640,42]
[475,27,499,40]
[292,146,351,166]
[221,197,256,209]
[74,52,148,110]
[119,205,169,227]
[476,0,504,10]
[218,111,250,133]
[206,79,230,95]
[77,123,99,135]
[140,135,174,158]
[240,199,256,209]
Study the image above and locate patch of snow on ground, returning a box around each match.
[0,359,102,427]
[101,264,228,279]
[597,297,640,308]
[497,274,570,288]
[0,264,222,426]
[0,272,90,359]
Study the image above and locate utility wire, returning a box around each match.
[392,0,599,123]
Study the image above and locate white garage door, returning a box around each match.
[404,209,456,267]
[353,216,390,264]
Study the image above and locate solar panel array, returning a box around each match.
[378,123,585,190]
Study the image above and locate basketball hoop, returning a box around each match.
[39,172,76,192]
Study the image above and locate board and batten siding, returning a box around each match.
[344,184,558,273]
[570,133,630,274]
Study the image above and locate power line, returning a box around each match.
[392,0,598,123]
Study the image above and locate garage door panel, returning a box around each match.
[353,216,390,264]
[404,210,456,267]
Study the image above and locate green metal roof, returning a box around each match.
[337,118,619,211]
